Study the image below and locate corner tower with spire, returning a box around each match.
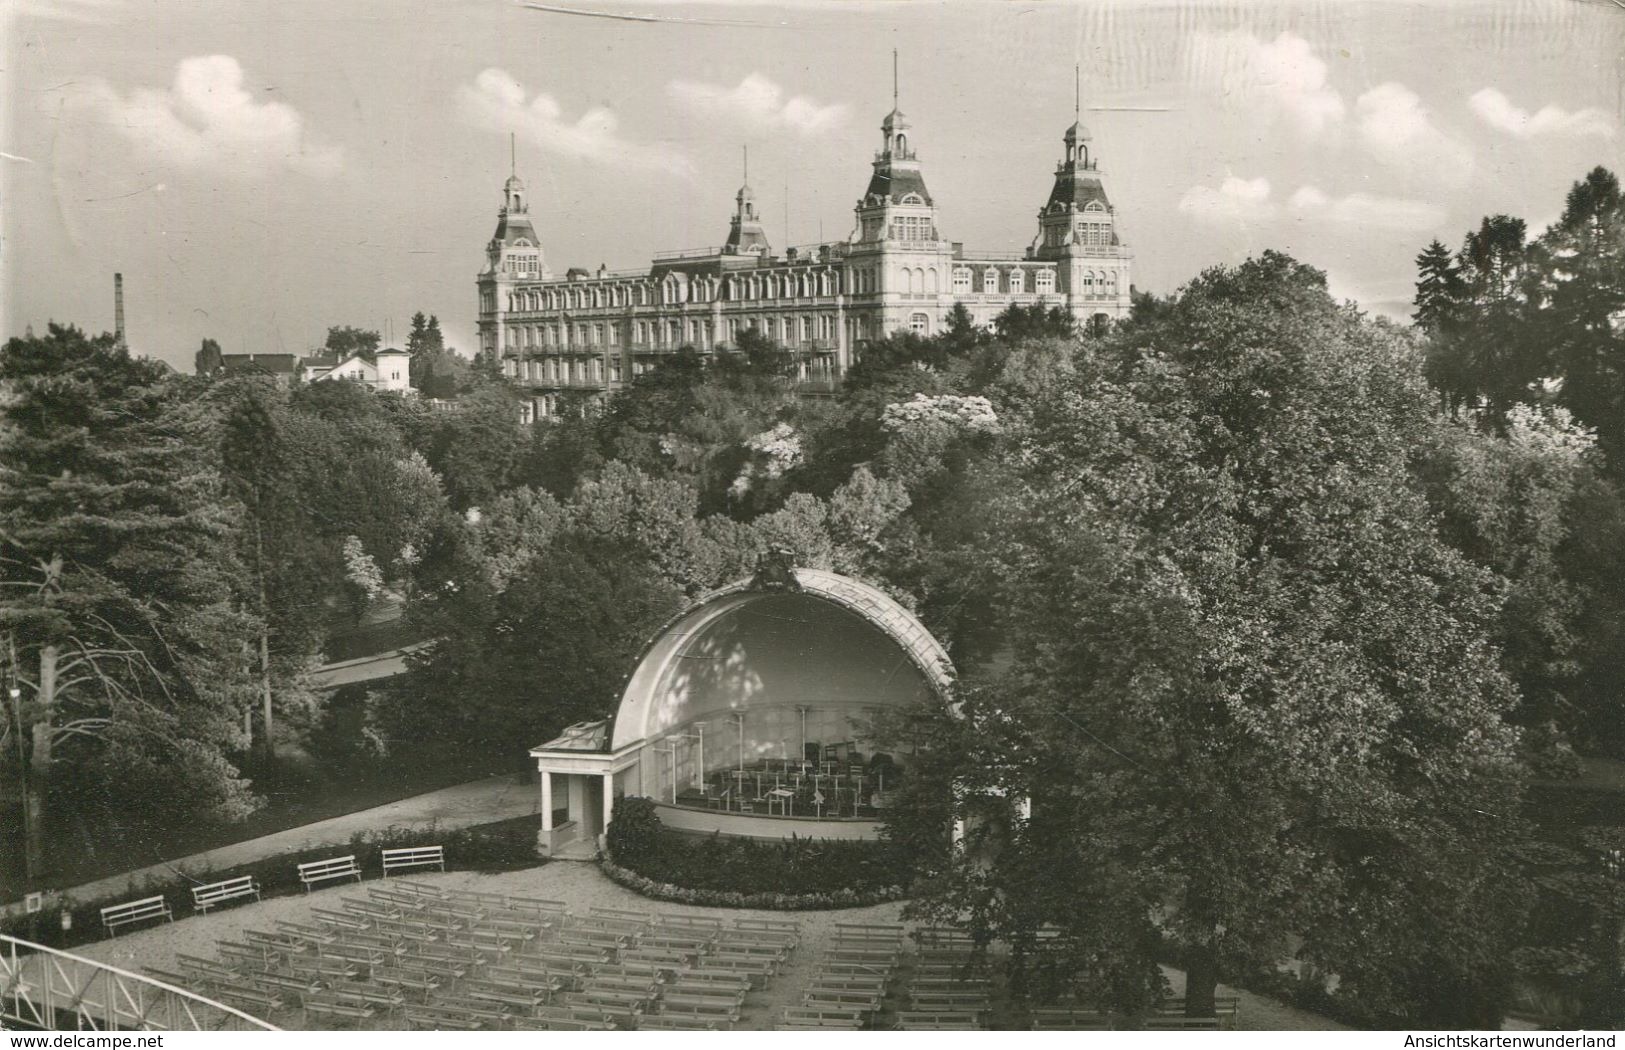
[478,136,551,359]
[723,147,771,256]
[845,51,953,341]
[1029,68,1133,324]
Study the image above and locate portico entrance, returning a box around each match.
[530,720,640,858]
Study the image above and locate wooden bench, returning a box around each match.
[656,913,722,930]
[897,1011,982,1030]
[696,955,775,984]
[736,917,800,933]
[810,976,888,997]
[275,919,338,944]
[822,946,898,965]
[100,895,172,936]
[404,1005,492,1031]
[214,986,285,1015]
[832,929,910,949]
[641,1015,724,1030]
[176,953,239,980]
[590,906,652,923]
[660,993,742,1023]
[372,967,441,995]
[381,845,445,876]
[299,854,363,892]
[463,980,549,1012]
[805,989,882,1013]
[669,971,751,995]
[191,874,260,914]
[781,1005,864,1029]
[311,906,370,930]
[910,991,991,1013]
[1146,1016,1222,1030]
[912,978,992,994]
[1156,995,1241,1020]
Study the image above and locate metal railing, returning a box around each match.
[0,934,278,1031]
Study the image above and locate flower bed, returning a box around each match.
[601,855,907,911]
[603,796,910,910]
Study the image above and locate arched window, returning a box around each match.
[983,268,999,293]
[1035,269,1055,294]
[952,267,972,293]
[909,312,930,335]
[895,133,908,154]
[1009,269,1025,294]
[927,268,939,293]
[1083,271,1096,295]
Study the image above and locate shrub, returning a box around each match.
[605,796,663,869]
[603,795,911,907]
[1,814,541,952]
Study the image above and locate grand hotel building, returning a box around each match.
[477,100,1133,420]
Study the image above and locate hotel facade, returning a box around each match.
[477,100,1133,420]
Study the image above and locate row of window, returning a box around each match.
[497,263,1119,314]
[501,269,845,313]
[507,312,842,352]
[1042,220,1115,248]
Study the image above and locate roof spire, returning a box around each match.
[510,132,515,177]
[893,48,899,108]
[743,144,748,183]
[1075,63,1080,117]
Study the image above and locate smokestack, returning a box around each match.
[114,273,126,349]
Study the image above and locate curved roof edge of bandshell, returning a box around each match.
[531,565,956,756]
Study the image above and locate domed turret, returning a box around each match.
[723,146,770,256]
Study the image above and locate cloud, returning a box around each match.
[1289,186,1446,230]
[13,0,124,23]
[74,56,341,177]
[1186,31,1345,136]
[1355,82,1473,185]
[459,69,691,176]
[667,74,848,136]
[1178,176,1274,223]
[1469,88,1615,139]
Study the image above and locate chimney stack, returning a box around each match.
[114,273,126,349]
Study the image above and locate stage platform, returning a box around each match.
[654,801,883,841]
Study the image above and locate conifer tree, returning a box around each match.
[1,325,259,880]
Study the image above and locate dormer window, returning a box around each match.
[900,193,924,206]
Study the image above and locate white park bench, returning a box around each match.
[191,874,260,914]
[298,853,363,892]
[100,894,172,936]
[381,845,444,877]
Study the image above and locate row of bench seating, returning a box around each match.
[151,876,804,1030]
[97,846,445,935]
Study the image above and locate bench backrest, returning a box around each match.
[101,896,169,923]
[193,875,257,902]
[299,855,360,878]
[382,845,443,866]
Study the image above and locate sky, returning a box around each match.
[4,0,1622,372]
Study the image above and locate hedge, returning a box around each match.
[601,855,907,911]
[602,796,910,910]
[2,814,542,953]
